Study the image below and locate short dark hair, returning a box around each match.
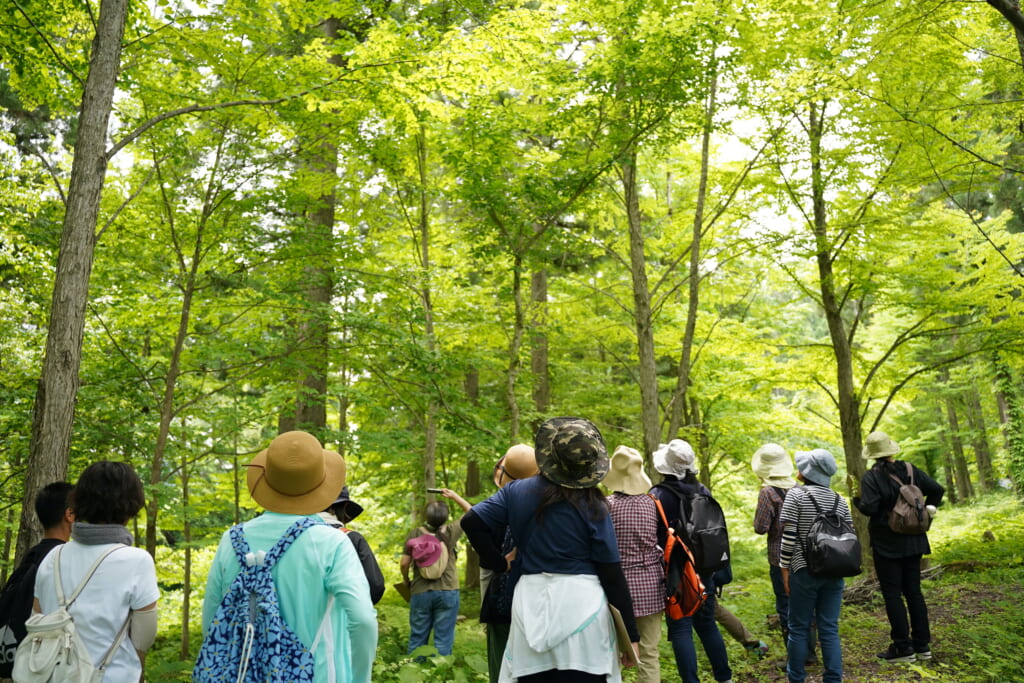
[70,461,146,524]
[424,501,449,529]
[34,482,73,530]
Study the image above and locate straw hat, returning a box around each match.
[603,445,653,496]
[247,431,346,515]
[862,431,901,460]
[751,443,796,489]
[493,444,539,488]
[653,439,697,478]
[535,417,608,489]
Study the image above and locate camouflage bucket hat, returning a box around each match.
[534,417,609,489]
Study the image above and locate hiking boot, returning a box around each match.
[914,648,932,660]
[744,640,769,658]
[877,645,916,663]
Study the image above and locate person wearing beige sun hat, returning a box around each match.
[751,443,798,654]
[198,431,378,683]
[604,445,663,683]
[854,431,944,664]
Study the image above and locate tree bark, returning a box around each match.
[531,267,550,424]
[806,102,866,492]
[669,67,717,444]
[17,0,128,564]
[621,148,660,459]
[964,387,994,492]
[942,391,973,501]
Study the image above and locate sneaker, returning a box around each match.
[914,649,932,660]
[878,645,916,663]
[745,640,769,658]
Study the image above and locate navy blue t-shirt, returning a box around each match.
[472,475,620,575]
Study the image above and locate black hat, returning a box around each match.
[329,486,364,522]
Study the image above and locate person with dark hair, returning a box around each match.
[854,432,944,663]
[320,487,385,604]
[464,444,539,683]
[650,439,733,683]
[0,482,73,678]
[401,496,465,656]
[31,462,159,682]
[461,417,639,683]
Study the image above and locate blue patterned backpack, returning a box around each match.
[193,518,320,683]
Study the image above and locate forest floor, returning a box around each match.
[743,578,1021,682]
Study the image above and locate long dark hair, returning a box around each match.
[534,476,609,523]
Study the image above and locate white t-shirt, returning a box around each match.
[34,540,160,682]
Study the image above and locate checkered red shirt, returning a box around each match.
[753,485,787,566]
[606,493,665,617]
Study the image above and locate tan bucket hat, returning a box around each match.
[863,431,901,460]
[751,443,796,489]
[603,445,653,496]
[246,431,346,515]
[493,444,539,488]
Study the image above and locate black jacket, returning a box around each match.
[854,460,944,559]
[0,538,64,676]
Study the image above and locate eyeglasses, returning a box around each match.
[493,461,517,486]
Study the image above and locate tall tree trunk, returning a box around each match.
[291,17,343,437]
[506,255,525,440]
[416,128,438,505]
[180,431,192,659]
[17,0,129,564]
[622,148,660,458]
[669,67,717,444]
[463,460,481,591]
[993,354,1024,492]
[531,267,550,427]
[965,387,994,492]
[942,392,972,501]
[806,102,866,493]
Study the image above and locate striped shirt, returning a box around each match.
[778,484,854,573]
[606,493,665,617]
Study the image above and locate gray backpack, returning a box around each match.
[887,462,931,535]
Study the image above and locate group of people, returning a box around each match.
[0,422,943,683]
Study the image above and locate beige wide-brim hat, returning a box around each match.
[751,443,796,489]
[494,444,539,488]
[247,431,346,515]
[863,431,901,460]
[603,445,653,496]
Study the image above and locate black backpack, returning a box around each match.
[659,485,731,574]
[803,490,862,579]
[0,541,63,677]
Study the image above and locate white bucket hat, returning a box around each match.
[653,439,697,478]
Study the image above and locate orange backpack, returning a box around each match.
[651,495,707,619]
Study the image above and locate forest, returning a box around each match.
[2,0,1024,679]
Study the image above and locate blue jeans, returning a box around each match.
[787,569,843,683]
[408,589,460,656]
[667,592,732,683]
[770,564,789,635]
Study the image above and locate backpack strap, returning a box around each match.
[229,517,321,570]
[54,544,126,609]
[52,544,131,674]
[905,461,914,485]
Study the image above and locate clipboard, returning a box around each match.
[609,604,638,667]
